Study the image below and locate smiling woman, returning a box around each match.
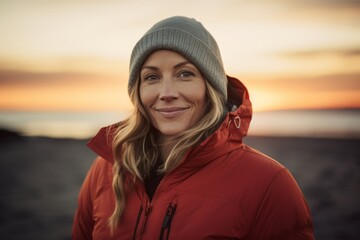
[72,16,314,239]
[139,50,207,137]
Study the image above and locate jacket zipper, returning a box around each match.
[140,200,152,234]
[133,177,166,238]
[159,202,177,240]
[132,205,143,240]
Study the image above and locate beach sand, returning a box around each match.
[0,133,359,239]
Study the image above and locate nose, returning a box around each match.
[159,78,178,102]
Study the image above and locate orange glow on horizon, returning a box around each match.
[0,1,359,113]
[249,88,360,112]
[1,73,358,112]
[0,84,132,112]
[0,71,133,112]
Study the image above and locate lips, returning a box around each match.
[154,107,189,118]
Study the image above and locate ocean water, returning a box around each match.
[0,111,129,139]
[0,109,359,139]
[249,109,360,139]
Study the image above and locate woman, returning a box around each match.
[72,16,314,239]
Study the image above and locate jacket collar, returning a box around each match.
[87,76,252,166]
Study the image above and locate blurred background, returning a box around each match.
[0,0,359,239]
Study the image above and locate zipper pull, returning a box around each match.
[141,200,152,234]
[162,203,176,229]
[159,202,177,239]
[145,201,152,216]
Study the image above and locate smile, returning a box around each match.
[154,107,189,118]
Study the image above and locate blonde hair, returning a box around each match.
[108,78,226,231]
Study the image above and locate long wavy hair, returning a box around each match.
[108,73,227,231]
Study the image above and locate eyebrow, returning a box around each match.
[141,61,192,72]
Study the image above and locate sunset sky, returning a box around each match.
[1,0,359,113]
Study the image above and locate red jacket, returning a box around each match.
[72,76,314,239]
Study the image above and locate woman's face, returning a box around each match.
[139,50,207,137]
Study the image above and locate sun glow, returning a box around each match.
[0,0,359,112]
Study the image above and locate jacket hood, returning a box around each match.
[87,75,252,164]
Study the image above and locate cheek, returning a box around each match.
[193,94,206,107]
[139,85,154,107]
[196,85,208,116]
[186,85,206,105]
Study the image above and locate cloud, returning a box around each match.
[0,69,122,87]
[294,0,360,8]
[310,73,360,91]
[262,0,360,9]
[268,0,360,24]
[243,72,360,92]
[278,48,360,58]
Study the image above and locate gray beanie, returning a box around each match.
[128,16,228,100]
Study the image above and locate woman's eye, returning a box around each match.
[178,71,194,78]
[143,74,159,81]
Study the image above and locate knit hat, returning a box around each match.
[128,16,228,100]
